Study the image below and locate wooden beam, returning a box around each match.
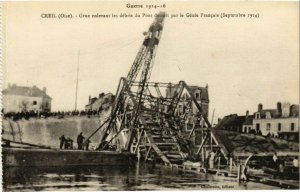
[2,139,51,149]
[133,129,144,153]
[196,134,209,155]
[145,146,152,160]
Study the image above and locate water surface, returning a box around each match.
[3,163,280,191]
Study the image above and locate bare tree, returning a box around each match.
[19,99,31,112]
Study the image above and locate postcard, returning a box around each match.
[1,1,299,191]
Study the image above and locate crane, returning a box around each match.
[98,12,166,149]
[84,12,228,166]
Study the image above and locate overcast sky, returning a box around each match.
[3,1,299,120]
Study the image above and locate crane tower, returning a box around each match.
[85,12,228,166]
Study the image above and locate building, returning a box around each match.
[218,102,299,142]
[217,112,254,133]
[165,84,209,118]
[253,102,299,141]
[242,110,254,133]
[85,92,115,113]
[2,84,52,113]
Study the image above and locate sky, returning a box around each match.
[3,1,299,121]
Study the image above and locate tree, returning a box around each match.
[19,99,31,112]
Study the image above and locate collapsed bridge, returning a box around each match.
[82,12,230,166]
[83,12,299,168]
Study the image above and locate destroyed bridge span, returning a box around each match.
[82,11,299,167]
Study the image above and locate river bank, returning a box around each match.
[2,116,103,149]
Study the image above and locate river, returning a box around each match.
[3,163,280,191]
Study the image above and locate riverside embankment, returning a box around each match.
[2,116,103,149]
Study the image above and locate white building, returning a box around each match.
[253,102,299,141]
[2,84,52,113]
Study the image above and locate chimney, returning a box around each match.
[258,103,263,111]
[282,102,291,117]
[89,95,91,102]
[277,102,282,116]
[43,87,47,93]
[246,110,249,117]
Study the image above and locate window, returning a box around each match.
[45,102,48,108]
[195,93,200,99]
[266,123,271,131]
[291,123,295,131]
[278,123,281,131]
[256,123,260,131]
[178,105,183,114]
[33,101,37,105]
[255,113,260,119]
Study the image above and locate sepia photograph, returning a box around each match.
[1,1,299,191]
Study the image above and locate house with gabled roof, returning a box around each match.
[2,84,52,113]
[165,84,209,118]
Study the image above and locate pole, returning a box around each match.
[211,108,215,126]
[75,49,80,111]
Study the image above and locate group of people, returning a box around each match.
[272,152,299,177]
[59,132,91,150]
[3,109,99,121]
[59,135,74,149]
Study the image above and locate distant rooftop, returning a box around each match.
[257,104,299,118]
[194,87,208,101]
[2,84,52,99]
[167,84,209,101]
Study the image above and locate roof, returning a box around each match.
[230,115,246,126]
[85,93,114,109]
[257,109,279,118]
[166,84,209,102]
[256,104,299,118]
[216,114,235,128]
[244,115,254,125]
[217,114,246,128]
[189,85,209,101]
[290,105,299,117]
[2,85,51,99]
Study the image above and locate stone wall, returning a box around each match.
[2,117,105,149]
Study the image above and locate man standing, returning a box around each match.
[59,135,66,149]
[293,157,299,168]
[273,152,278,169]
[209,150,216,169]
[85,139,91,150]
[77,132,85,150]
[68,138,74,149]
